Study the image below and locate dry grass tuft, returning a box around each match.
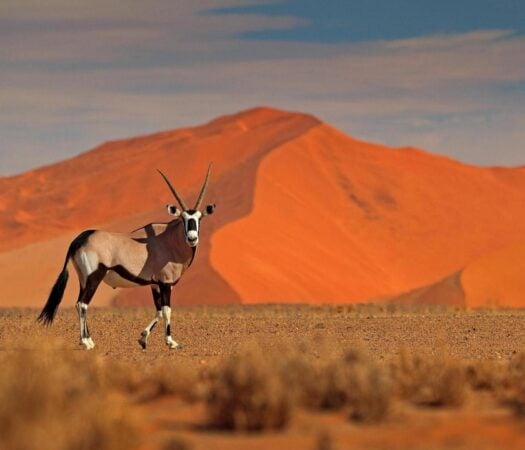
[392,349,467,408]
[329,349,390,422]
[291,347,391,422]
[466,360,507,391]
[500,351,525,417]
[316,430,335,450]
[92,356,201,403]
[162,435,193,450]
[0,346,137,450]
[345,355,391,423]
[206,342,294,431]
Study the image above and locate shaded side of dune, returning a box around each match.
[388,272,466,307]
[390,240,525,308]
[0,108,321,306]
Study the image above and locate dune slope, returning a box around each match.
[1,107,525,307]
[212,123,525,303]
[393,241,525,308]
[0,108,320,306]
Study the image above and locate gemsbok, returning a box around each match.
[38,165,216,350]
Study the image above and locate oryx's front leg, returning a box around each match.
[160,283,182,350]
[138,286,162,350]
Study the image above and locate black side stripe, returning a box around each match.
[105,264,152,286]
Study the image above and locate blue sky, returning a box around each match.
[1,0,524,174]
[216,0,525,42]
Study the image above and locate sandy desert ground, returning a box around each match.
[1,304,525,450]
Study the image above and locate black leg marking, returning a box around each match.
[77,265,107,306]
[84,316,91,339]
[76,265,107,349]
[138,287,163,350]
[160,283,172,307]
[159,284,182,350]
[152,285,162,310]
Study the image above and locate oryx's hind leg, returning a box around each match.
[75,264,106,350]
[138,285,162,350]
[160,283,182,350]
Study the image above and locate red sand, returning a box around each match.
[211,122,525,304]
[461,241,525,308]
[1,107,524,307]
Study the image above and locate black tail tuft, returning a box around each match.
[37,229,95,326]
[37,267,69,326]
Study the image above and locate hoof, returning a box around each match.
[81,337,95,350]
[138,338,147,350]
[166,340,183,350]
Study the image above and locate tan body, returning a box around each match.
[72,221,195,289]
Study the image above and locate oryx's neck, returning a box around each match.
[164,220,197,267]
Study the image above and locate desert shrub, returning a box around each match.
[284,346,391,422]
[130,363,199,403]
[507,352,525,384]
[392,349,466,408]
[143,362,201,402]
[507,381,525,417]
[206,342,293,431]
[466,360,507,391]
[163,435,193,450]
[94,357,201,403]
[344,354,391,423]
[500,351,525,417]
[0,346,137,450]
[269,341,323,408]
[316,431,335,450]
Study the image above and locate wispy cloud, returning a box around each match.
[0,0,524,174]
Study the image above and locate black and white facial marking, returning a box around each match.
[167,203,215,248]
[181,209,202,247]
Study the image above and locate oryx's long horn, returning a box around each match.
[194,163,212,210]
[157,170,188,211]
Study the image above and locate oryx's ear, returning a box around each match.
[167,204,181,217]
[203,203,216,216]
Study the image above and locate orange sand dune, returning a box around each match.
[391,241,525,308]
[0,107,318,252]
[0,107,319,307]
[461,241,525,307]
[1,107,525,308]
[212,123,525,303]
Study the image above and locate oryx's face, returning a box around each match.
[159,164,216,249]
[167,205,216,247]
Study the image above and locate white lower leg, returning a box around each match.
[76,302,83,344]
[162,305,180,349]
[138,310,162,348]
[77,302,95,350]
